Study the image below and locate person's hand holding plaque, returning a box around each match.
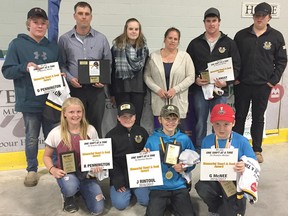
[93,82,104,88]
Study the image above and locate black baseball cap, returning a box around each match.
[117,102,136,116]
[254,2,272,16]
[27,7,48,20]
[204,7,220,19]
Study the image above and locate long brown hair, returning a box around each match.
[60,97,90,150]
[113,18,146,49]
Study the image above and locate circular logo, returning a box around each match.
[269,84,284,103]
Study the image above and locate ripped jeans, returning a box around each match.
[57,174,104,214]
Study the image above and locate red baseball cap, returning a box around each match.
[210,104,235,123]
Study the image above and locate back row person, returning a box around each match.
[2,7,60,187]
[144,27,195,130]
[58,1,111,138]
[186,7,241,153]
[233,2,287,163]
[110,18,149,126]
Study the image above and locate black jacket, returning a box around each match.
[106,123,149,190]
[234,24,287,85]
[186,31,241,95]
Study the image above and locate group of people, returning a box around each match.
[1,1,287,216]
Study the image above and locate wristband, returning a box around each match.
[48,165,55,175]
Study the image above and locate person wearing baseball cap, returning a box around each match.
[2,7,60,187]
[234,2,287,163]
[105,102,150,210]
[195,104,257,216]
[160,104,180,118]
[143,104,197,216]
[117,102,136,116]
[204,7,220,20]
[186,7,241,153]
[254,2,272,16]
[27,7,48,20]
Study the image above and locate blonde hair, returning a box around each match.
[60,97,89,150]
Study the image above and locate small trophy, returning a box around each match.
[164,143,181,166]
[60,151,77,173]
[200,70,210,83]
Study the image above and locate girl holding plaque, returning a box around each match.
[143,105,196,216]
[43,97,105,214]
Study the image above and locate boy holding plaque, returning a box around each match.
[43,97,105,215]
[2,7,60,187]
[143,105,196,216]
[106,102,150,210]
[195,104,257,216]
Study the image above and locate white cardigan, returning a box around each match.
[144,49,195,118]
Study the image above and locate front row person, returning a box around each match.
[195,104,257,216]
[143,105,196,216]
[43,97,105,215]
[106,102,150,210]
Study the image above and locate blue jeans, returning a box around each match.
[110,186,149,210]
[191,89,227,151]
[23,112,55,172]
[57,174,104,214]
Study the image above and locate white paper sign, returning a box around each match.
[126,151,163,188]
[200,148,238,181]
[208,57,234,84]
[29,62,63,96]
[80,138,113,171]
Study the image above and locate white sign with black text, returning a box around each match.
[208,57,234,83]
[80,138,113,171]
[29,62,63,96]
[126,151,163,188]
[200,148,238,181]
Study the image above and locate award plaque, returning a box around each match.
[78,59,111,84]
[219,181,237,198]
[164,142,181,165]
[60,151,77,173]
[200,70,210,83]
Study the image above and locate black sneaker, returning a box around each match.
[63,196,79,213]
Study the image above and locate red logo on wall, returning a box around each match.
[269,84,284,103]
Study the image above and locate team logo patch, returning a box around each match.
[263,41,272,50]
[120,104,131,111]
[218,47,226,53]
[135,135,143,143]
[218,106,226,115]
